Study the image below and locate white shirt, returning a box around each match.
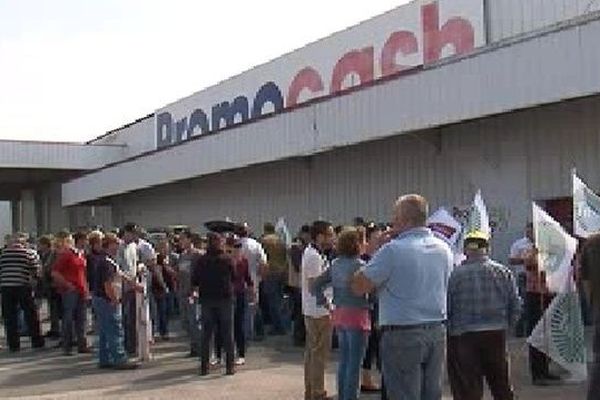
[301,244,330,318]
[510,237,533,275]
[240,237,267,288]
[137,239,157,265]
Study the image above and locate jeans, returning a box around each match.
[448,330,514,400]
[588,313,600,400]
[234,293,248,357]
[263,276,285,334]
[93,296,127,367]
[153,295,169,337]
[337,328,368,400]
[181,297,201,353]
[61,290,87,351]
[200,300,234,374]
[290,287,305,345]
[381,323,445,400]
[304,316,332,400]
[1,286,44,350]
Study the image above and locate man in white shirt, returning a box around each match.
[236,224,268,340]
[302,221,335,400]
[509,223,534,337]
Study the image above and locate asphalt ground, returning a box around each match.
[0,328,590,400]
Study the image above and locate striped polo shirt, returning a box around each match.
[0,245,41,287]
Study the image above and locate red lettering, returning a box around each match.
[422,2,475,64]
[380,31,419,77]
[286,67,324,107]
[330,47,374,94]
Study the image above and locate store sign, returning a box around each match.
[155,0,485,149]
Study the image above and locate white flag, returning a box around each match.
[465,190,491,237]
[526,275,587,381]
[427,208,462,247]
[573,172,600,238]
[532,203,578,293]
[275,217,292,248]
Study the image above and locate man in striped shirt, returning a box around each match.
[0,233,45,352]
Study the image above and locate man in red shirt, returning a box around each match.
[52,231,91,356]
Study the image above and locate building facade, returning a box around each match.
[2,0,600,260]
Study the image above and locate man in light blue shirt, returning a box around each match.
[352,194,453,400]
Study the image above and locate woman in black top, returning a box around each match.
[191,232,236,376]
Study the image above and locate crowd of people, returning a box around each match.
[0,193,599,400]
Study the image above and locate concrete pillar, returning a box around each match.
[20,189,37,237]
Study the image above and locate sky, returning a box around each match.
[0,0,409,143]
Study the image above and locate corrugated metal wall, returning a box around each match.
[109,95,600,262]
[62,14,600,205]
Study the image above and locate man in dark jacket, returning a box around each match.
[191,232,236,376]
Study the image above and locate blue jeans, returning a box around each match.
[263,276,285,334]
[93,296,127,367]
[337,328,368,400]
[181,297,200,352]
[154,296,169,337]
[381,324,445,400]
[61,290,86,351]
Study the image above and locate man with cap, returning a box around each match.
[447,231,522,400]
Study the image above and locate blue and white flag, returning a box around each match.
[527,274,587,382]
[532,203,577,293]
[465,190,491,237]
[573,172,600,238]
[275,217,292,248]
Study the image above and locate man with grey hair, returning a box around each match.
[352,194,453,400]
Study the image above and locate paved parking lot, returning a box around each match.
[0,332,589,400]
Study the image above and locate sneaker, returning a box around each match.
[235,357,246,366]
[210,357,222,366]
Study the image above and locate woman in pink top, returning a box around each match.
[312,228,371,400]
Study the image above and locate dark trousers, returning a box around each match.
[154,295,169,337]
[234,293,247,358]
[122,290,137,355]
[526,292,553,380]
[588,312,600,400]
[61,290,87,351]
[290,287,305,345]
[200,300,234,374]
[48,289,62,335]
[263,275,285,334]
[448,330,514,400]
[1,286,44,350]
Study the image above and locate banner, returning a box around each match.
[573,172,600,238]
[532,203,577,293]
[427,208,462,247]
[527,276,587,382]
[275,217,292,248]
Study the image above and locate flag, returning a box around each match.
[465,190,491,237]
[527,276,587,381]
[275,217,292,248]
[573,172,600,238]
[427,208,462,247]
[532,203,578,293]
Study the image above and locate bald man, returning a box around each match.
[352,195,453,400]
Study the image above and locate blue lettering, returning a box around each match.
[175,117,188,142]
[156,112,173,148]
[187,109,210,138]
[211,96,249,131]
[251,81,284,119]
